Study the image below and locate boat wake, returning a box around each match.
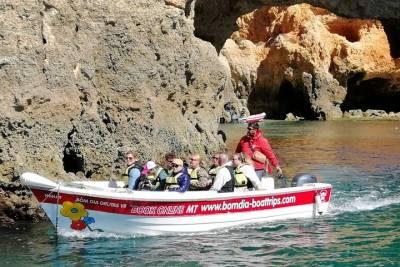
[329,192,400,214]
[58,229,142,239]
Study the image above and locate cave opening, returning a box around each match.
[247,86,276,118]
[341,77,400,112]
[276,80,315,119]
[381,19,400,59]
[247,80,315,120]
[63,144,85,174]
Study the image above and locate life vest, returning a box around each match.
[146,167,164,182]
[165,172,183,189]
[188,167,201,182]
[219,166,234,193]
[208,166,221,177]
[234,165,249,187]
[123,162,142,176]
[140,167,164,190]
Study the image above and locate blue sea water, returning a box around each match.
[1,120,400,266]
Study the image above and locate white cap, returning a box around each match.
[146,161,157,170]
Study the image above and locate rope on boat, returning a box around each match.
[55,180,61,238]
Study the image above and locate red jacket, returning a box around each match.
[235,129,279,174]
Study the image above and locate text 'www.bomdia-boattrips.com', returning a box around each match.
[130,195,297,216]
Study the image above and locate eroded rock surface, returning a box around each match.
[219,3,400,119]
[0,0,240,224]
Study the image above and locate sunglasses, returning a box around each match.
[125,156,134,160]
[172,164,180,168]
[247,128,255,131]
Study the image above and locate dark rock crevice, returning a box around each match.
[381,19,400,59]
[341,78,400,112]
[63,126,85,175]
[193,0,261,52]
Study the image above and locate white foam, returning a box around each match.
[329,193,400,214]
[57,229,141,239]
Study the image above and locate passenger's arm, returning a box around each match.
[210,168,227,191]
[156,170,168,191]
[259,139,279,167]
[178,174,190,192]
[191,168,210,189]
[243,166,261,190]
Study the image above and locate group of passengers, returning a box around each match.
[123,122,283,193]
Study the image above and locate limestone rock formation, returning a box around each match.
[343,109,400,120]
[0,0,239,224]
[219,3,400,119]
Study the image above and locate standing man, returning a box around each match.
[236,122,282,178]
[123,150,142,190]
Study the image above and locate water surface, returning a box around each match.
[1,120,399,266]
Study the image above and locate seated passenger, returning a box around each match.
[123,151,142,190]
[165,158,190,192]
[208,153,221,179]
[232,153,262,191]
[188,154,211,191]
[210,153,234,193]
[138,161,168,191]
[156,152,176,191]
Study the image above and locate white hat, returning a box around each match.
[146,161,157,170]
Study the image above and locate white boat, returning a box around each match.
[238,112,266,123]
[20,172,332,236]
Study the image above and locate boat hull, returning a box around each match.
[28,183,331,235]
[21,172,331,235]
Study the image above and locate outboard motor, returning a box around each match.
[291,173,317,187]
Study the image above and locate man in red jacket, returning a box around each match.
[235,122,283,178]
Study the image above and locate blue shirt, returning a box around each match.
[168,168,190,192]
[128,168,141,190]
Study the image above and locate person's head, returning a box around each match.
[232,153,251,167]
[172,158,184,173]
[125,150,138,166]
[164,152,176,170]
[218,153,229,166]
[211,153,220,166]
[189,154,201,168]
[146,161,157,174]
[246,122,259,138]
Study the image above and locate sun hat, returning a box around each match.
[172,158,183,166]
[146,161,157,170]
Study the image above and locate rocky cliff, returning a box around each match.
[195,0,400,119]
[0,0,239,182]
[0,0,240,224]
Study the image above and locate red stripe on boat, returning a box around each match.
[31,188,331,217]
